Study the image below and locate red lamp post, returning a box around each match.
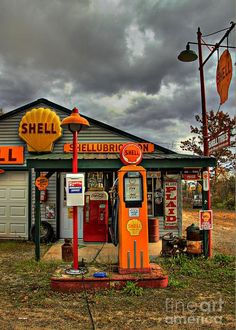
[61,108,89,270]
[178,22,235,257]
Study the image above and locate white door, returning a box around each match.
[0,171,28,238]
[60,173,83,239]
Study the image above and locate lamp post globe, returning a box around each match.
[61,107,90,132]
[178,44,198,62]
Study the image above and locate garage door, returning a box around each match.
[0,171,28,239]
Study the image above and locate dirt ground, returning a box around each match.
[0,209,235,330]
[183,209,236,255]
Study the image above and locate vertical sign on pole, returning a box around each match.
[202,171,209,191]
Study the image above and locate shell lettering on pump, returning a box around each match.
[126,219,142,236]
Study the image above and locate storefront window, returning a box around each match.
[147,172,164,217]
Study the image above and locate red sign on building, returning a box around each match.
[182,173,201,181]
[164,181,178,228]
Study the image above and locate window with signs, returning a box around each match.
[147,172,164,217]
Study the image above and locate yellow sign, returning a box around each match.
[127,219,142,236]
[35,175,49,191]
[19,108,62,152]
[64,142,154,153]
[216,50,232,105]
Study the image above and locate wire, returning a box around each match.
[202,26,231,37]
[82,274,96,330]
[216,104,222,114]
[201,37,214,51]
[90,242,105,263]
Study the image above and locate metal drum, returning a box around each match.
[186,224,203,255]
[148,217,159,242]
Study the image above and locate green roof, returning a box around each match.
[26,152,216,170]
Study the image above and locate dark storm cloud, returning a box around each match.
[0,0,235,149]
[121,88,200,128]
[0,0,210,96]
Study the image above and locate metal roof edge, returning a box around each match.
[0,98,176,155]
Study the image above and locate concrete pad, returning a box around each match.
[43,240,162,263]
[51,263,168,292]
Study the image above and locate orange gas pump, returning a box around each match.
[83,191,108,242]
[117,143,150,274]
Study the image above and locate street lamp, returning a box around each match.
[61,107,90,270]
[178,22,235,257]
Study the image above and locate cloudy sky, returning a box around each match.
[0,0,235,152]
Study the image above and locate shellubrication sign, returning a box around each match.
[66,173,85,206]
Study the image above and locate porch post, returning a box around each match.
[35,171,41,261]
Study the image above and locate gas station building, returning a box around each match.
[0,99,215,242]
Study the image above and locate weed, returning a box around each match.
[168,276,187,288]
[122,281,144,296]
[213,254,234,265]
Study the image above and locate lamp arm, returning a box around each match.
[188,41,236,49]
[201,22,235,67]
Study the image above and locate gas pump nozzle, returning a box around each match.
[109,178,119,247]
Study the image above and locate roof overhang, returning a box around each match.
[26,153,216,171]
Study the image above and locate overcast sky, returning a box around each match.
[0,0,235,152]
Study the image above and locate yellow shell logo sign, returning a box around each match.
[127,219,142,236]
[19,108,62,152]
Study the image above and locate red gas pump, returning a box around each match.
[83,191,109,242]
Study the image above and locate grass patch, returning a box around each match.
[168,276,187,288]
[13,259,60,275]
[0,240,29,251]
[122,281,144,296]
[0,241,235,329]
[157,253,235,291]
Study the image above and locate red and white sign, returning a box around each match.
[209,129,230,154]
[68,181,82,193]
[199,210,213,230]
[164,181,178,228]
[182,173,201,181]
[182,168,201,180]
[119,143,143,165]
